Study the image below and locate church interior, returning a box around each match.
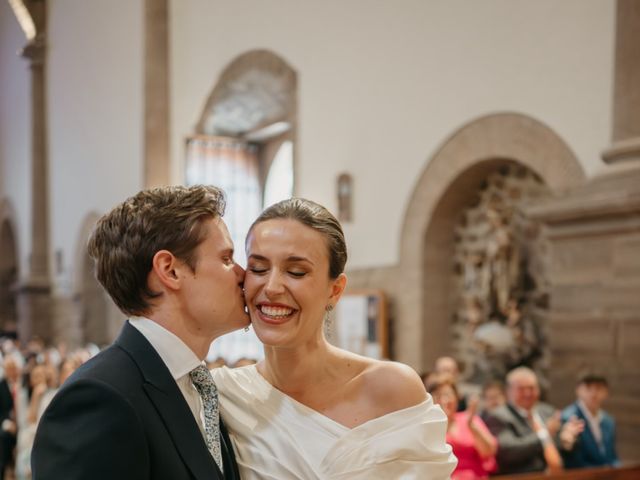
[1,0,639,476]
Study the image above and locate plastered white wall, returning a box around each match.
[171,0,614,268]
[0,3,32,279]
[47,0,144,292]
[1,0,617,282]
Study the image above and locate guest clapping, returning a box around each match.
[560,373,618,468]
[484,367,584,475]
[429,376,497,479]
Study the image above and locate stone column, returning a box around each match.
[525,0,640,462]
[16,1,54,342]
[144,0,171,187]
[602,0,640,163]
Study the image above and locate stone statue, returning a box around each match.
[484,208,520,314]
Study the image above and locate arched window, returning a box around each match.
[263,140,293,208]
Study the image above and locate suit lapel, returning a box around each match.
[220,419,240,480]
[574,403,605,461]
[116,322,223,480]
[507,404,532,434]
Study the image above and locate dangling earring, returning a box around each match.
[244,325,250,333]
[324,304,334,339]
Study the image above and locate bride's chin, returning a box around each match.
[253,328,288,347]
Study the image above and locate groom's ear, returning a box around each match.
[150,250,182,292]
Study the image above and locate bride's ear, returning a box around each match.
[328,273,347,306]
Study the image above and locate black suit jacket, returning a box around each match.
[31,321,240,480]
[0,380,13,424]
[484,402,557,475]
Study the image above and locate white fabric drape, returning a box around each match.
[185,135,263,364]
[185,136,261,265]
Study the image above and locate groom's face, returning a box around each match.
[179,217,250,337]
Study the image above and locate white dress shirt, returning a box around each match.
[130,316,208,440]
[577,399,604,449]
[515,405,552,444]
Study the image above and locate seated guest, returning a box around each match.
[15,364,51,479]
[434,356,479,411]
[484,366,583,475]
[429,376,497,479]
[480,379,506,422]
[560,373,619,468]
[0,354,23,480]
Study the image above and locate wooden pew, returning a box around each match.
[495,464,640,480]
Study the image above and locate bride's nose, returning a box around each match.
[264,271,285,297]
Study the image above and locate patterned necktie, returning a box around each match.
[189,365,223,473]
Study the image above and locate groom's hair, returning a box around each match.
[87,185,226,316]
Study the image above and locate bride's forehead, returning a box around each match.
[248,220,329,255]
[251,219,324,241]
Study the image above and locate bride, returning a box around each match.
[212,198,456,479]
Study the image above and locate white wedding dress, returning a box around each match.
[212,365,456,479]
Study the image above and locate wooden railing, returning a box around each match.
[496,465,640,480]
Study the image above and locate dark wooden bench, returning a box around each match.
[496,465,640,480]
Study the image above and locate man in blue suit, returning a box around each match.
[560,374,619,469]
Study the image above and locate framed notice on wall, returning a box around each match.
[328,290,388,359]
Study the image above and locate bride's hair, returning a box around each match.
[248,198,347,279]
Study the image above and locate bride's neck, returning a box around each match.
[259,340,335,394]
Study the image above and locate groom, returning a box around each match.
[32,185,248,480]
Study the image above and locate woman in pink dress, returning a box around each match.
[429,376,498,480]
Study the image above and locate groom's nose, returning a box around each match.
[233,262,246,283]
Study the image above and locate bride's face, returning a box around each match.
[244,219,345,348]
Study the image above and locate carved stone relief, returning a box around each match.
[451,164,550,385]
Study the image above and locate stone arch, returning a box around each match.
[196,49,297,135]
[397,112,586,371]
[195,49,298,194]
[0,199,20,336]
[72,212,122,346]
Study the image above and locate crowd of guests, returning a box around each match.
[424,357,619,479]
[0,336,95,480]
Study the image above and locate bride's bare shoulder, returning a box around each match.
[360,359,428,413]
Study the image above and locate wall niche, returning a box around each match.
[451,164,551,386]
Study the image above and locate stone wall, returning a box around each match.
[527,168,640,463]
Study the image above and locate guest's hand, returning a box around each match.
[466,395,479,429]
[1,419,16,435]
[546,411,562,437]
[32,382,48,400]
[559,415,585,450]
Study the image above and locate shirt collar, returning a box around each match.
[129,316,202,380]
[577,399,602,423]
[513,404,537,419]
[514,404,530,418]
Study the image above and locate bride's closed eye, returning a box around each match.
[248,265,268,274]
[287,270,306,278]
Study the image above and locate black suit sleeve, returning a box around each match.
[32,379,149,480]
[0,382,13,422]
[484,412,544,470]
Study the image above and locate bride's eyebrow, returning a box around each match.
[286,256,314,265]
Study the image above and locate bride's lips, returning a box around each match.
[255,302,297,325]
